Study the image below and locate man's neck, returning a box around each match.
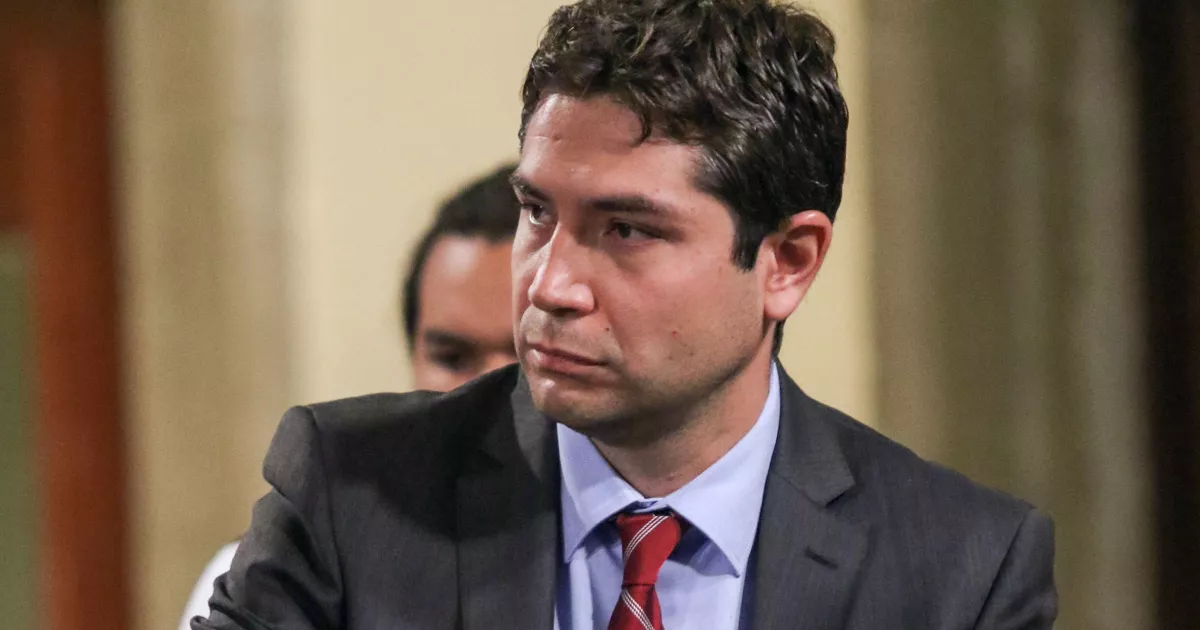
[591,352,774,498]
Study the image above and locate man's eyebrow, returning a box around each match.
[585,195,676,218]
[509,173,548,200]
[422,329,477,348]
[423,329,515,354]
[510,173,680,218]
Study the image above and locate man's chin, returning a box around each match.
[527,377,621,429]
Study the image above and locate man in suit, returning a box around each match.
[180,164,521,629]
[195,0,1057,628]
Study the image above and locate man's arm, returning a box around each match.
[973,508,1058,629]
[192,407,344,630]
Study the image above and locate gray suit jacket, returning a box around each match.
[194,365,1056,629]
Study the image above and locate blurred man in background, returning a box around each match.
[178,163,520,629]
[403,163,521,391]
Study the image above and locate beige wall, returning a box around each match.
[113,2,874,629]
[113,2,293,628]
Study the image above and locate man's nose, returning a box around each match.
[527,229,595,315]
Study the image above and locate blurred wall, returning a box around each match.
[113,3,293,628]
[111,1,875,629]
[866,1,1153,628]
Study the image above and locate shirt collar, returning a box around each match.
[557,363,781,577]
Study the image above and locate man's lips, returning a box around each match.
[525,342,604,366]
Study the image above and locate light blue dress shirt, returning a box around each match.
[554,364,781,630]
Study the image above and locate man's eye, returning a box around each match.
[608,221,655,241]
[430,351,469,372]
[522,203,551,226]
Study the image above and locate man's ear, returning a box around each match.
[760,210,833,323]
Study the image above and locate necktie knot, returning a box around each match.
[608,510,686,630]
[613,510,685,587]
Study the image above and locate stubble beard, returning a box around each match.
[546,351,753,451]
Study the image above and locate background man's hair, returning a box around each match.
[402,163,520,348]
[520,0,849,351]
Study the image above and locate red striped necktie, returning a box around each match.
[607,511,686,630]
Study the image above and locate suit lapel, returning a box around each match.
[457,373,559,630]
[751,368,868,630]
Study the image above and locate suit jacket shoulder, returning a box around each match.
[304,363,521,456]
[812,392,1035,527]
[754,376,1056,630]
[196,366,535,630]
[301,366,521,493]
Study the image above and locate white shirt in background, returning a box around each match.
[178,541,239,630]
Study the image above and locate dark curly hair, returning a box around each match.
[402,163,520,349]
[520,0,848,350]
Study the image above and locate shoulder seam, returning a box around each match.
[297,404,347,623]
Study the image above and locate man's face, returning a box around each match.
[512,94,771,438]
[412,235,516,392]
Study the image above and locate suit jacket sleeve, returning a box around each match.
[192,406,344,630]
[973,508,1058,629]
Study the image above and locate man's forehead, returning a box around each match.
[419,236,512,324]
[520,115,703,197]
[524,94,645,147]
[522,94,701,167]
[422,236,510,281]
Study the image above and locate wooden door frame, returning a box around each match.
[1,2,130,628]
